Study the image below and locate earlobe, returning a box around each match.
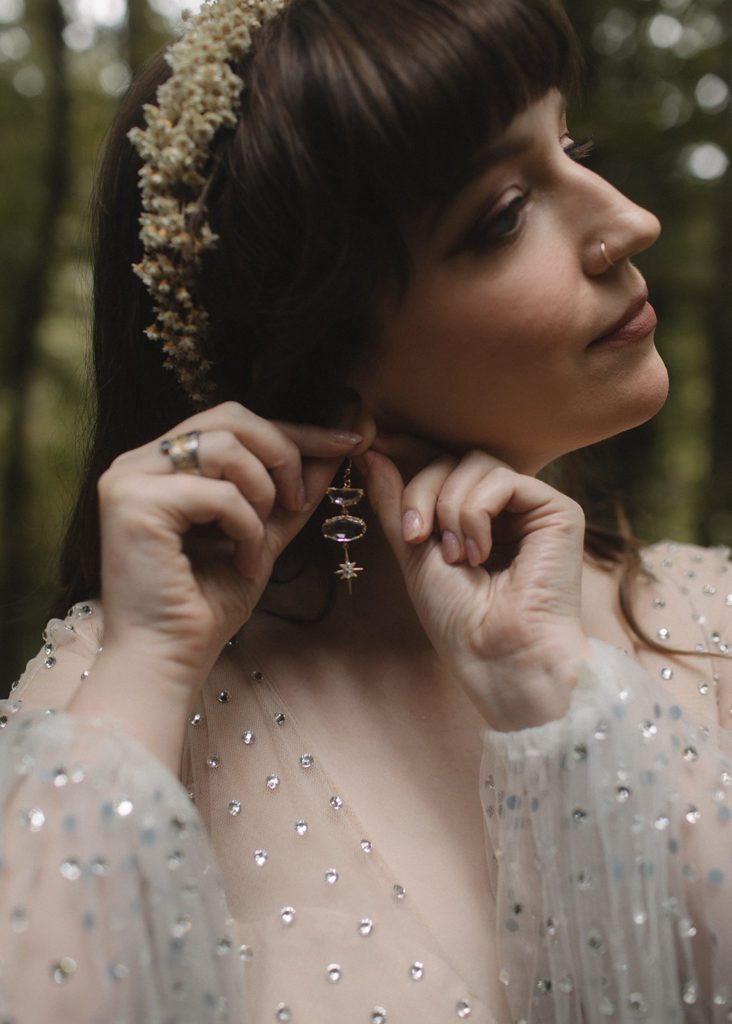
[338,389,378,457]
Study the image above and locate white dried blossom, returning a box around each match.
[129,0,289,408]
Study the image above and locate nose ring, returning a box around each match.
[600,241,616,269]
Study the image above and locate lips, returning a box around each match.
[589,292,658,349]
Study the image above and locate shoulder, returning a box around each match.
[11,600,104,711]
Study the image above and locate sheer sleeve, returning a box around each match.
[482,550,732,1023]
[0,604,246,1022]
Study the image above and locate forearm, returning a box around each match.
[66,646,197,778]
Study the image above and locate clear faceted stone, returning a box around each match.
[325,868,339,884]
[216,691,231,704]
[327,963,342,983]
[228,800,242,816]
[679,917,697,938]
[322,514,367,543]
[25,808,45,831]
[616,786,631,802]
[280,907,295,925]
[685,805,701,824]
[207,755,221,769]
[326,486,364,507]
[410,961,424,980]
[299,753,314,769]
[661,667,673,681]
[456,1000,472,1018]
[371,1009,387,1024]
[115,799,133,817]
[251,670,263,682]
[654,815,670,831]
[698,681,710,695]
[545,917,558,937]
[587,928,604,952]
[170,914,192,939]
[241,730,255,745]
[640,721,658,739]
[393,884,406,900]
[254,849,268,867]
[361,839,373,853]
[266,775,280,791]
[683,746,699,762]
[572,807,588,824]
[274,712,286,726]
[657,627,670,641]
[683,982,698,1005]
[217,938,232,956]
[633,910,648,925]
[330,796,343,810]
[53,769,68,787]
[190,713,202,726]
[275,1005,292,1022]
[573,743,588,761]
[359,918,373,936]
[44,656,56,669]
[295,820,308,836]
[239,945,253,962]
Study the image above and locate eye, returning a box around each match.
[465,191,531,250]
[562,136,595,163]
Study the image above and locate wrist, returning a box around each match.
[468,631,593,731]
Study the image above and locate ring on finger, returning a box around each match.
[160,431,202,474]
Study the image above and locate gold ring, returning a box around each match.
[160,431,201,474]
[600,241,615,269]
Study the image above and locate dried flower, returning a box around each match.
[128,0,289,408]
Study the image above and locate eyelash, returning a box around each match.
[466,135,597,249]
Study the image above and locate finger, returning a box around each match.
[432,452,505,563]
[262,455,351,562]
[398,456,458,544]
[192,431,277,521]
[154,403,363,512]
[355,450,411,572]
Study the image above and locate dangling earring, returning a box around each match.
[322,459,367,594]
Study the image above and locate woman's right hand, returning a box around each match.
[97,401,362,695]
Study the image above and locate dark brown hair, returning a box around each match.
[55,0,708,658]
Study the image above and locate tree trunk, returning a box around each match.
[0,0,71,690]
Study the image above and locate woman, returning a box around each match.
[1,0,730,1021]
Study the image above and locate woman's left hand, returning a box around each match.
[359,448,593,730]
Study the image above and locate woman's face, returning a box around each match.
[355,90,668,475]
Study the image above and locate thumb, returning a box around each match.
[265,456,345,556]
[357,450,412,572]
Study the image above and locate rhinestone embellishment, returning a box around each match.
[359,918,373,936]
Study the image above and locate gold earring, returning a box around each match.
[322,460,367,594]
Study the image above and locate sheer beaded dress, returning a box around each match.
[0,541,731,1023]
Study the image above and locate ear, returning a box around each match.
[337,388,377,457]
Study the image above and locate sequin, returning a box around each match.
[51,957,77,983]
[330,795,343,810]
[207,755,221,769]
[657,627,670,641]
[640,720,658,739]
[456,1000,472,1018]
[299,753,314,769]
[393,884,406,900]
[683,746,699,762]
[371,1010,387,1024]
[410,961,424,980]
[616,786,631,802]
[685,805,701,824]
[241,730,255,745]
[216,691,231,704]
[24,808,45,831]
[628,993,648,1017]
[275,1005,292,1022]
[325,868,339,884]
[266,775,280,791]
[327,963,342,983]
[228,800,242,816]
[295,820,308,835]
[280,907,295,925]
[239,945,253,962]
[254,850,268,867]
[274,712,286,725]
[359,918,373,936]
[361,839,373,853]
[44,656,56,669]
[60,859,81,881]
[660,667,673,680]
[572,807,588,824]
[115,798,133,817]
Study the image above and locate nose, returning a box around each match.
[582,177,661,275]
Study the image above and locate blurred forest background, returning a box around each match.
[0,0,730,688]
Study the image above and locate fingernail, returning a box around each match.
[402,510,423,542]
[331,431,363,446]
[441,530,462,564]
[465,538,481,567]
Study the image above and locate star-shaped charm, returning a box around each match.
[335,560,364,593]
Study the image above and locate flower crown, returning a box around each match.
[128,0,289,409]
